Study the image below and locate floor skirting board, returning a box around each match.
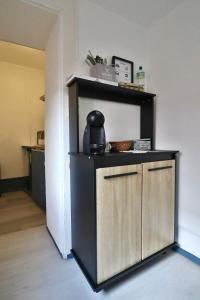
[67,253,73,259]
[178,226,200,259]
[46,226,69,260]
[0,176,29,194]
[173,246,200,266]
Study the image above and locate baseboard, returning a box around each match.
[173,246,200,266]
[178,226,200,258]
[46,226,71,260]
[67,253,74,259]
[0,176,29,194]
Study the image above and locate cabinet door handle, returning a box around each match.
[104,171,138,180]
[148,166,173,172]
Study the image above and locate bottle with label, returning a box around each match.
[136,66,145,90]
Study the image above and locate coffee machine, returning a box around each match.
[83,110,106,155]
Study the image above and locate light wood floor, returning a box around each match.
[0,191,46,235]
[0,226,200,300]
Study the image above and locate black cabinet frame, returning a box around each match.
[67,77,178,292]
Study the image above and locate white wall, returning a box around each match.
[77,0,146,149]
[0,61,44,179]
[79,98,140,151]
[26,0,77,257]
[147,0,200,257]
[45,16,65,254]
[77,0,146,77]
[0,0,57,51]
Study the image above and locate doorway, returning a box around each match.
[0,0,61,237]
[0,0,71,257]
[0,41,46,234]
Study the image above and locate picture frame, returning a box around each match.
[112,56,134,83]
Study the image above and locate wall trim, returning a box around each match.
[173,246,200,266]
[178,225,200,258]
[67,253,73,260]
[0,176,29,194]
[46,226,70,259]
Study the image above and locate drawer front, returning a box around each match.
[142,160,175,259]
[96,164,142,284]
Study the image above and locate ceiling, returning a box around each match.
[0,41,44,70]
[0,0,58,50]
[88,0,184,27]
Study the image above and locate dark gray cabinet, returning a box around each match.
[31,150,46,209]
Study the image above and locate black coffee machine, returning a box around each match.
[83,110,106,155]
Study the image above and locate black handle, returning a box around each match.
[104,171,138,180]
[148,166,173,172]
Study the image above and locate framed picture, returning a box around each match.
[112,56,134,83]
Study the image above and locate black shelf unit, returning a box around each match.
[69,151,178,292]
[67,77,178,292]
[68,77,156,153]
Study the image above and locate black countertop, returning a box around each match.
[69,150,179,168]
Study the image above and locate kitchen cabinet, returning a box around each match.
[96,164,142,283]
[142,160,175,259]
[22,146,46,209]
[70,153,177,292]
[96,160,175,283]
[31,150,46,209]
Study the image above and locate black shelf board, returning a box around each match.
[69,150,179,158]
[69,151,179,169]
[67,77,156,105]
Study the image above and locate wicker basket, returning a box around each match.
[109,140,133,152]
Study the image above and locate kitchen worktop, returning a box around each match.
[22,145,45,152]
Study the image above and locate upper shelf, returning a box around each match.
[67,77,156,106]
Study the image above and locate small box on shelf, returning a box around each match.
[134,139,151,151]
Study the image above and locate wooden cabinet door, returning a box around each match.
[96,164,142,284]
[142,160,175,259]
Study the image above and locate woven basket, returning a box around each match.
[109,140,133,152]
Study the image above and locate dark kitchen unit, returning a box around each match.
[67,77,179,292]
[22,146,46,209]
[31,149,46,209]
